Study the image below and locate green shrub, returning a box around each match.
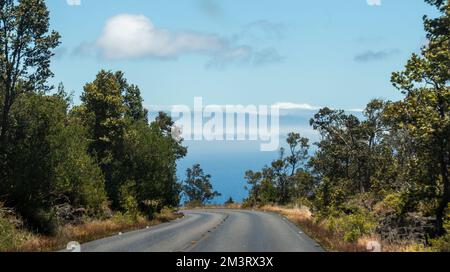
[154,206,177,222]
[430,234,450,252]
[0,207,27,251]
[184,200,203,208]
[374,192,406,215]
[325,212,376,243]
[0,217,21,251]
[139,200,163,220]
[293,197,314,210]
[430,204,450,252]
[118,181,140,222]
[23,208,58,235]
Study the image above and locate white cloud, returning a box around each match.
[273,102,321,111]
[347,108,364,112]
[92,14,283,68]
[274,103,365,113]
[66,0,81,6]
[367,0,381,6]
[96,14,222,59]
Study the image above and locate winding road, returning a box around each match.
[80,209,324,252]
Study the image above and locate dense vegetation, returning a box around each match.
[244,0,449,251]
[0,0,191,241]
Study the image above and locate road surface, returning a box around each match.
[80,209,324,252]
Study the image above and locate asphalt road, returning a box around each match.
[80,209,324,252]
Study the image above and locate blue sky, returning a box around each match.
[47,0,436,202]
[48,0,435,110]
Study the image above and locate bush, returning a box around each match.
[430,204,450,252]
[23,208,58,235]
[293,197,314,210]
[430,234,450,252]
[154,206,178,222]
[0,217,22,251]
[325,212,376,242]
[139,200,163,220]
[118,181,140,222]
[184,200,203,208]
[374,193,406,216]
[6,93,108,230]
[0,206,27,251]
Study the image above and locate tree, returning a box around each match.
[79,70,126,206]
[289,170,315,201]
[122,118,185,210]
[286,133,310,176]
[182,164,220,205]
[115,71,148,122]
[77,71,187,211]
[283,133,311,203]
[81,70,125,161]
[0,0,60,193]
[244,170,263,205]
[225,197,235,206]
[389,0,449,235]
[153,111,187,160]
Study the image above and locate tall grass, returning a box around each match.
[0,206,30,251]
[1,208,182,252]
[259,205,428,252]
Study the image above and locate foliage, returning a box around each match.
[373,193,407,216]
[118,181,140,222]
[0,68,186,234]
[78,71,187,211]
[0,0,60,188]
[0,204,27,251]
[388,0,449,234]
[225,197,235,206]
[244,133,312,206]
[324,212,376,243]
[182,164,221,205]
[2,93,107,233]
[430,204,450,251]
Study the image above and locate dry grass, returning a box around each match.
[4,210,182,252]
[260,205,312,220]
[258,205,428,252]
[259,205,363,252]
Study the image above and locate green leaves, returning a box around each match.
[0,0,61,200]
[390,0,449,234]
[79,70,187,211]
[182,164,221,205]
[4,93,107,231]
[244,133,313,206]
[0,0,60,93]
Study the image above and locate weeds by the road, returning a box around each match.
[1,208,182,252]
[259,205,429,252]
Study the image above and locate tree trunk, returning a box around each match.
[0,91,10,200]
[435,93,449,235]
[436,142,449,235]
